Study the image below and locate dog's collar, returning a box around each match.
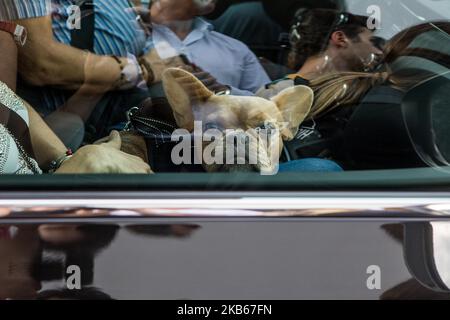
[125,106,178,146]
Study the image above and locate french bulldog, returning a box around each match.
[120,68,314,174]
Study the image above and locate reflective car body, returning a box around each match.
[2,170,450,300]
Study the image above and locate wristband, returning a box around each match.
[112,54,146,90]
[48,149,73,173]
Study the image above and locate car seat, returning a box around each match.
[342,72,450,170]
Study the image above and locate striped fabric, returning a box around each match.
[0,0,51,20]
[7,0,151,113]
[51,0,146,57]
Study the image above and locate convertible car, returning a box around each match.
[1,0,450,300]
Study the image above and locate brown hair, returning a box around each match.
[306,21,450,119]
[288,9,370,70]
[384,21,450,64]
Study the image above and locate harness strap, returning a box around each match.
[71,0,96,52]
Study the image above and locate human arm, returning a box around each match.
[187,65,258,96]
[24,100,67,171]
[55,131,152,174]
[15,16,128,92]
[139,46,193,84]
[25,101,151,174]
[181,45,271,96]
[0,30,18,91]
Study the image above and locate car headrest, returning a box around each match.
[204,0,237,20]
[342,73,450,170]
[402,73,450,167]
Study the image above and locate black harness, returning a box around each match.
[70,0,96,51]
[124,99,204,172]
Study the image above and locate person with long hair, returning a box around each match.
[304,21,450,120]
[272,18,450,172]
[257,8,384,100]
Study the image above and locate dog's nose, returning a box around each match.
[221,132,260,172]
[221,163,258,173]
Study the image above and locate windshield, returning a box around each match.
[0,0,449,190]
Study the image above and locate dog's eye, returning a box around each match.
[256,122,276,133]
[204,123,223,131]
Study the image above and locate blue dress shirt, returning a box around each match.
[145,18,271,96]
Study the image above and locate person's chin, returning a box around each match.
[198,4,216,16]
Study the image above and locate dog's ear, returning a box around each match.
[162,68,214,131]
[271,85,314,140]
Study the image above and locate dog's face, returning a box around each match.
[162,68,314,173]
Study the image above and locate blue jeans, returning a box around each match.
[279,158,343,173]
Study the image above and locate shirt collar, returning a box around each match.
[153,17,213,41]
[193,17,214,33]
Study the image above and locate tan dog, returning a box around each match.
[120,68,314,173]
[161,68,314,173]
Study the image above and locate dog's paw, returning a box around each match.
[119,131,150,164]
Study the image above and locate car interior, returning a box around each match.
[0,0,449,190]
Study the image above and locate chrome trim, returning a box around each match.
[0,196,450,210]
[1,192,450,218]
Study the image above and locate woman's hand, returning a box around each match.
[55,131,153,174]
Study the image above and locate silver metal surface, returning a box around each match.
[1,192,450,219]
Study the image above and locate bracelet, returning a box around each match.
[111,54,146,90]
[48,149,73,173]
[111,55,127,89]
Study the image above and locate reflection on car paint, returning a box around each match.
[2,221,450,299]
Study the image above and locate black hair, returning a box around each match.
[288,9,371,69]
